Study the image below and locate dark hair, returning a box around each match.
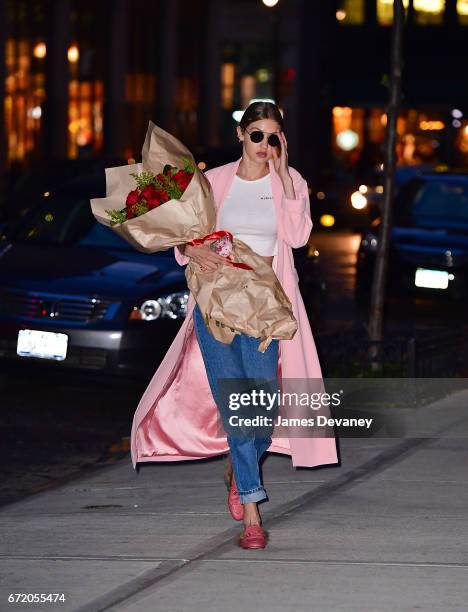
[238,101,284,133]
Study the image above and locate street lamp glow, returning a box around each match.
[233,100,282,124]
[320,214,335,228]
[351,191,367,210]
[262,0,279,6]
[232,110,244,123]
[256,68,270,83]
[336,129,359,151]
[67,45,80,63]
[419,120,445,130]
[249,97,276,105]
[33,42,46,59]
[414,0,444,14]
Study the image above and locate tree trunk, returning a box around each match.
[367,0,404,370]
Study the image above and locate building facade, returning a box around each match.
[1,0,467,187]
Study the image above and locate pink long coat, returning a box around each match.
[130,157,339,469]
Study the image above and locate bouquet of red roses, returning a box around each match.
[90,121,216,253]
[105,158,195,226]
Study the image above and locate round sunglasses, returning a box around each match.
[245,128,281,148]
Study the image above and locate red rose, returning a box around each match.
[156,188,170,203]
[126,205,136,219]
[146,196,161,210]
[126,189,140,207]
[172,169,192,191]
[140,184,157,201]
[173,169,185,182]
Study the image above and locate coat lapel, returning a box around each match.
[268,157,284,243]
[267,158,284,278]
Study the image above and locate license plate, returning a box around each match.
[414,268,449,290]
[17,329,68,361]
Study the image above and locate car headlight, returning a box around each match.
[129,290,189,321]
[361,232,378,252]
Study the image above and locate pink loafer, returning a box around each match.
[228,480,244,521]
[238,524,267,549]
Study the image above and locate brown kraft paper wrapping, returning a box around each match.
[186,238,297,353]
[90,121,216,253]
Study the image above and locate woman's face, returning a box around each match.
[237,119,281,163]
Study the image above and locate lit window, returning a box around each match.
[457,0,468,24]
[240,75,256,110]
[4,38,46,163]
[68,80,104,158]
[221,63,235,110]
[332,107,364,156]
[414,0,445,25]
[377,0,410,26]
[336,0,364,24]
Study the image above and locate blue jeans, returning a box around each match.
[193,304,280,504]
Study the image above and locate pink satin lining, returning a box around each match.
[138,316,227,459]
[136,314,292,460]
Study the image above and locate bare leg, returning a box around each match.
[225,454,261,528]
[243,502,261,527]
[224,454,233,490]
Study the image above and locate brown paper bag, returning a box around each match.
[186,238,297,352]
[90,121,216,253]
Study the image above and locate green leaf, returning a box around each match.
[180,155,196,174]
[130,171,156,190]
[105,207,128,226]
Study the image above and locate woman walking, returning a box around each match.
[130,101,338,549]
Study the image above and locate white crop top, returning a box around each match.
[218,173,277,256]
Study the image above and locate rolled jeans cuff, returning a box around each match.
[238,486,268,504]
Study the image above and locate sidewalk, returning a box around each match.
[1,389,467,612]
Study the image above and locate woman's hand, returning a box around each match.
[272,131,296,199]
[185,243,226,272]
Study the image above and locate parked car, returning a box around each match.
[1,157,126,226]
[308,180,360,231]
[0,172,327,380]
[355,171,468,305]
[347,164,435,232]
[0,174,189,380]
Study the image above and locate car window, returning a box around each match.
[9,192,173,254]
[398,178,468,229]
